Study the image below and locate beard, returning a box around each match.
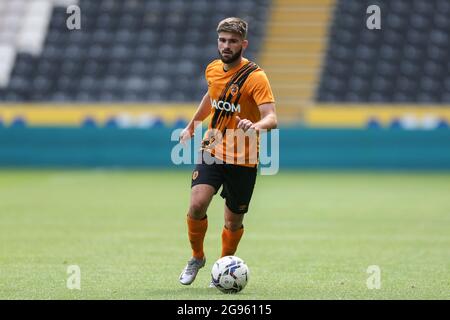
[218,47,243,64]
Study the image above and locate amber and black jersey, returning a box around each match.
[202,58,275,167]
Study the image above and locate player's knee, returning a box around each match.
[189,201,208,218]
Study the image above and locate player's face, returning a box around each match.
[218,32,248,64]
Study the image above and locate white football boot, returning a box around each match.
[179,257,206,285]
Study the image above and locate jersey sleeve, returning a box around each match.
[248,70,275,106]
[205,60,220,83]
[205,62,212,83]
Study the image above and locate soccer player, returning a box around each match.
[178,17,277,286]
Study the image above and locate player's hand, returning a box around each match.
[179,127,193,145]
[236,116,256,132]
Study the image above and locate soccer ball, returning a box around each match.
[211,256,249,293]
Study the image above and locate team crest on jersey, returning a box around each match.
[230,83,239,96]
[192,170,199,180]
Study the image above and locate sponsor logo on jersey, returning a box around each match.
[211,99,241,112]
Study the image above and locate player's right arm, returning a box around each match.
[179,92,211,144]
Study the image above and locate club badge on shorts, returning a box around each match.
[192,170,199,180]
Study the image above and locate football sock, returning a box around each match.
[187,215,208,260]
[221,225,244,257]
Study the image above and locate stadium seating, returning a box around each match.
[259,0,335,119]
[0,0,271,102]
[317,0,450,103]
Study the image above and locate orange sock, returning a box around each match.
[187,215,208,259]
[221,226,244,257]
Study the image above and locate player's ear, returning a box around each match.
[242,39,249,50]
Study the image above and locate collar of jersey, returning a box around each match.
[222,57,248,73]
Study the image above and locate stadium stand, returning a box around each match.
[317,0,450,103]
[260,0,335,119]
[0,0,449,168]
[0,0,271,103]
[0,0,449,128]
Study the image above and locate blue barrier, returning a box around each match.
[0,128,449,169]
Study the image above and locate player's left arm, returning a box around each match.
[236,103,277,131]
[236,70,277,131]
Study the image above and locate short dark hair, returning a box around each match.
[217,17,248,39]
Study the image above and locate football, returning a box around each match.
[211,256,249,293]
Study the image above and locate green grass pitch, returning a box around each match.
[0,170,449,300]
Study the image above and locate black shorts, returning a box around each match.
[191,155,257,214]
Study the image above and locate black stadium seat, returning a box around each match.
[318,0,450,103]
[0,0,271,102]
